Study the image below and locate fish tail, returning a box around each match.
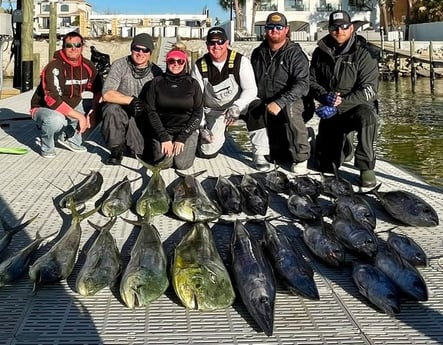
[87,217,117,233]
[0,213,39,235]
[175,170,206,178]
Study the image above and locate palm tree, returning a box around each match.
[218,0,243,30]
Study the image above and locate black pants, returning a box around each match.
[315,104,378,173]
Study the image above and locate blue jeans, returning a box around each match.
[33,102,89,153]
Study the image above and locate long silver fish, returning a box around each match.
[231,220,276,336]
[352,262,401,316]
[120,215,169,308]
[101,176,132,217]
[172,222,235,311]
[214,175,242,214]
[58,171,103,208]
[387,231,427,266]
[263,221,319,300]
[29,200,97,288]
[135,155,172,218]
[0,213,39,255]
[375,248,428,301]
[367,184,439,227]
[172,171,222,222]
[76,217,122,296]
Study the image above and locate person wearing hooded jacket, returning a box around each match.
[30,31,102,158]
[247,12,311,173]
[142,48,203,170]
[310,10,379,187]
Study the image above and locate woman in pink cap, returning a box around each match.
[142,48,203,169]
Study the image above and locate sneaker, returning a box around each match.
[57,138,87,153]
[291,160,309,175]
[253,154,270,172]
[104,145,123,165]
[360,170,376,188]
[41,150,56,159]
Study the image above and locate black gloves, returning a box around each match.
[127,96,147,118]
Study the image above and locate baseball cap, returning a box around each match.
[328,10,352,26]
[206,27,228,41]
[131,33,154,52]
[265,12,288,27]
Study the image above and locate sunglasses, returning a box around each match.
[265,24,285,31]
[206,39,227,46]
[132,46,150,53]
[167,58,186,66]
[64,42,82,48]
[329,23,352,31]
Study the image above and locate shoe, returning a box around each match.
[360,170,376,188]
[104,145,123,165]
[344,132,355,162]
[253,154,270,172]
[41,150,56,159]
[57,138,87,153]
[291,160,309,175]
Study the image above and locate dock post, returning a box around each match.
[410,39,416,91]
[380,27,385,62]
[429,41,435,93]
[393,42,399,88]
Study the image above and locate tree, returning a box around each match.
[218,0,243,30]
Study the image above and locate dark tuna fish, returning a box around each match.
[239,174,269,216]
[59,171,103,208]
[290,175,323,199]
[231,220,276,336]
[287,193,322,221]
[263,221,319,300]
[262,167,290,193]
[375,249,428,301]
[302,219,346,267]
[368,184,439,227]
[214,175,242,214]
[333,194,376,230]
[387,231,427,266]
[352,262,401,316]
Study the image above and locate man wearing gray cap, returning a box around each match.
[101,33,162,165]
[309,10,379,187]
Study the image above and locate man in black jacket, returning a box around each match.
[310,10,379,187]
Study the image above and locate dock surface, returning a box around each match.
[1,91,443,345]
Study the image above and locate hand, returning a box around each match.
[315,105,337,119]
[77,115,89,134]
[224,105,241,125]
[320,92,341,107]
[161,141,174,157]
[266,102,281,116]
[128,96,146,118]
[199,126,214,143]
[173,142,185,155]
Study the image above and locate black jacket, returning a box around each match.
[309,34,379,113]
[251,39,309,109]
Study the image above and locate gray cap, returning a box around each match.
[131,33,154,52]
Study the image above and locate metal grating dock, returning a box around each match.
[1,91,443,345]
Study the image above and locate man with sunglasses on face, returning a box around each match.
[247,12,311,173]
[309,10,379,187]
[192,27,257,158]
[101,33,162,165]
[30,31,102,158]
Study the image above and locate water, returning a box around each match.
[229,77,443,189]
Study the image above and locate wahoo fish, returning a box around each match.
[120,215,169,308]
[231,220,276,336]
[101,176,132,217]
[76,217,122,296]
[239,173,269,216]
[172,171,222,222]
[29,200,97,287]
[58,171,103,208]
[387,231,427,266]
[263,221,319,300]
[135,155,172,218]
[287,193,322,221]
[0,230,56,287]
[302,219,345,267]
[172,222,235,311]
[375,249,428,301]
[214,175,242,214]
[367,184,439,227]
[0,213,39,255]
[352,262,401,316]
[333,194,376,230]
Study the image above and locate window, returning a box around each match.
[60,4,69,13]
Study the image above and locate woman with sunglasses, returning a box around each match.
[309,10,379,188]
[142,48,203,170]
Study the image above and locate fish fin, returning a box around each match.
[0,213,39,235]
[87,217,117,233]
[175,170,206,178]
[120,216,142,227]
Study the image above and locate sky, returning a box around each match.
[88,0,231,23]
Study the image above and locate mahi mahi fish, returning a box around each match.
[120,215,169,308]
[29,200,97,288]
[0,213,39,255]
[231,220,276,336]
[76,217,122,296]
[135,155,172,218]
[172,222,235,311]
[352,262,401,316]
[263,221,319,300]
[172,171,222,222]
[58,171,103,208]
[367,184,439,227]
[101,176,133,217]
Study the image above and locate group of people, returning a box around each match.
[29,10,379,188]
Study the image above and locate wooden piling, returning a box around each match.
[429,41,435,92]
[410,40,416,91]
